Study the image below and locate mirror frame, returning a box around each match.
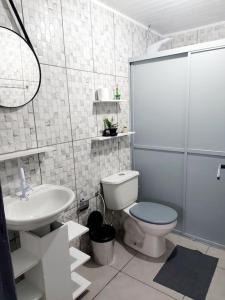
[0,26,41,108]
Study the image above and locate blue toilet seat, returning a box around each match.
[129,202,177,225]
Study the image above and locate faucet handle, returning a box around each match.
[217,164,221,180]
[19,166,26,182]
[217,164,225,180]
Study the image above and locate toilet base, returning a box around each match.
[123,215,177,258]
[124,230,166,258]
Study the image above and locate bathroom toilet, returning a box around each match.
[101,170,177,258]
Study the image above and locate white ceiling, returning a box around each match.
[98,0,225,35]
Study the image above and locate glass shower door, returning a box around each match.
[185,48,225,244]
[131,54,188,230]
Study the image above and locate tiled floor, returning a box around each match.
[77,233,225,300]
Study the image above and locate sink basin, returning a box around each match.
[3,184,75,231]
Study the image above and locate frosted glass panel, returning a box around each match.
[186,154,225,244]
[132,47,225,244]
[132,54,187,148]
[189,48,225,151]
[134,149,184,229]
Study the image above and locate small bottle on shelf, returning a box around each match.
[114,84,121,100]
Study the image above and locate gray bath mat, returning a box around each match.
[153,245,218,300]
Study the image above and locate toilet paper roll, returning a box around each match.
[97,88,111,101]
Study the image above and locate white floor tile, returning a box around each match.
[207,246,225,269]
[95,272,174,300]
[77,260,118,300]
[122,246,184,300]
[166,233,209,253]
[110,240,136,270]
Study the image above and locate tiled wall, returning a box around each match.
[3,0,223,250]
[0,0,161,249]
[161,21,225,50]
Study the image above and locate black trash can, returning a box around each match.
[87,211,115,265]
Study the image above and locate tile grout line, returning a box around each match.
[89,0,95,74]
[110,250,138,272]
[91,268,120,300]
[109,243,179,299]
[1,127,131,155]
[120,270,179,300]
[91,245,138,299]
[20,0,43,183]
[90,3,100,141]
[59,0,79,211]
[39,62,129,80]
[205,245,210,254]
[216,265,225,270]
[116,236,223,300]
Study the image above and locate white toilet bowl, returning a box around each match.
[123,203,177,258]
[101,170,178,258]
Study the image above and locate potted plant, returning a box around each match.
[103,117,118,136]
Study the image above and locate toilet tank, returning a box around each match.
[101,170,139,210]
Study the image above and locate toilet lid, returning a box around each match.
[129,202,177,225]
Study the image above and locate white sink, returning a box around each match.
[4,184,75,231]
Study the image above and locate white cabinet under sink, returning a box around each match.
[12,221,91,300]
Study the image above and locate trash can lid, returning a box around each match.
[89,224,115,243]
[87,211,103,230]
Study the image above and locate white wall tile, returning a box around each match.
[114,14,132,77]
[0,155,41,196]
[132,24,147,57]
[0,103,37,153]
[213,23,225,39]
[119,137,131,171]
[62,0,93,71]
[22,0,65,66]
[99,139,120,178]
[172,31,198,48]
[198,23,225,43]
[33,64,71,147]
[164,21,225,50]
[0,0,151,242]
[91,2,115,75]
[116,76,130,132]
[67,69,97,140]
[74,139,100,200]
[39,142,76,192]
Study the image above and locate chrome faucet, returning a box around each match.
[19,167,32,200]
[217,164,225,180]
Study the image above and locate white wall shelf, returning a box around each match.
[71,272,91,299]
[11,248,39,279]
[92,132,135,141]
[0,146,54,162]
[70,247,90,271]
[93,99,127,103]
[16,279,43,300]
[66,221,89,243]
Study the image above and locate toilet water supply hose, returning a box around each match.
[96,192,113,225]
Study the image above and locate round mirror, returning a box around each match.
[0,27,41,108]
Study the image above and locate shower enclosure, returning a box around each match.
[130,41,225,246]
